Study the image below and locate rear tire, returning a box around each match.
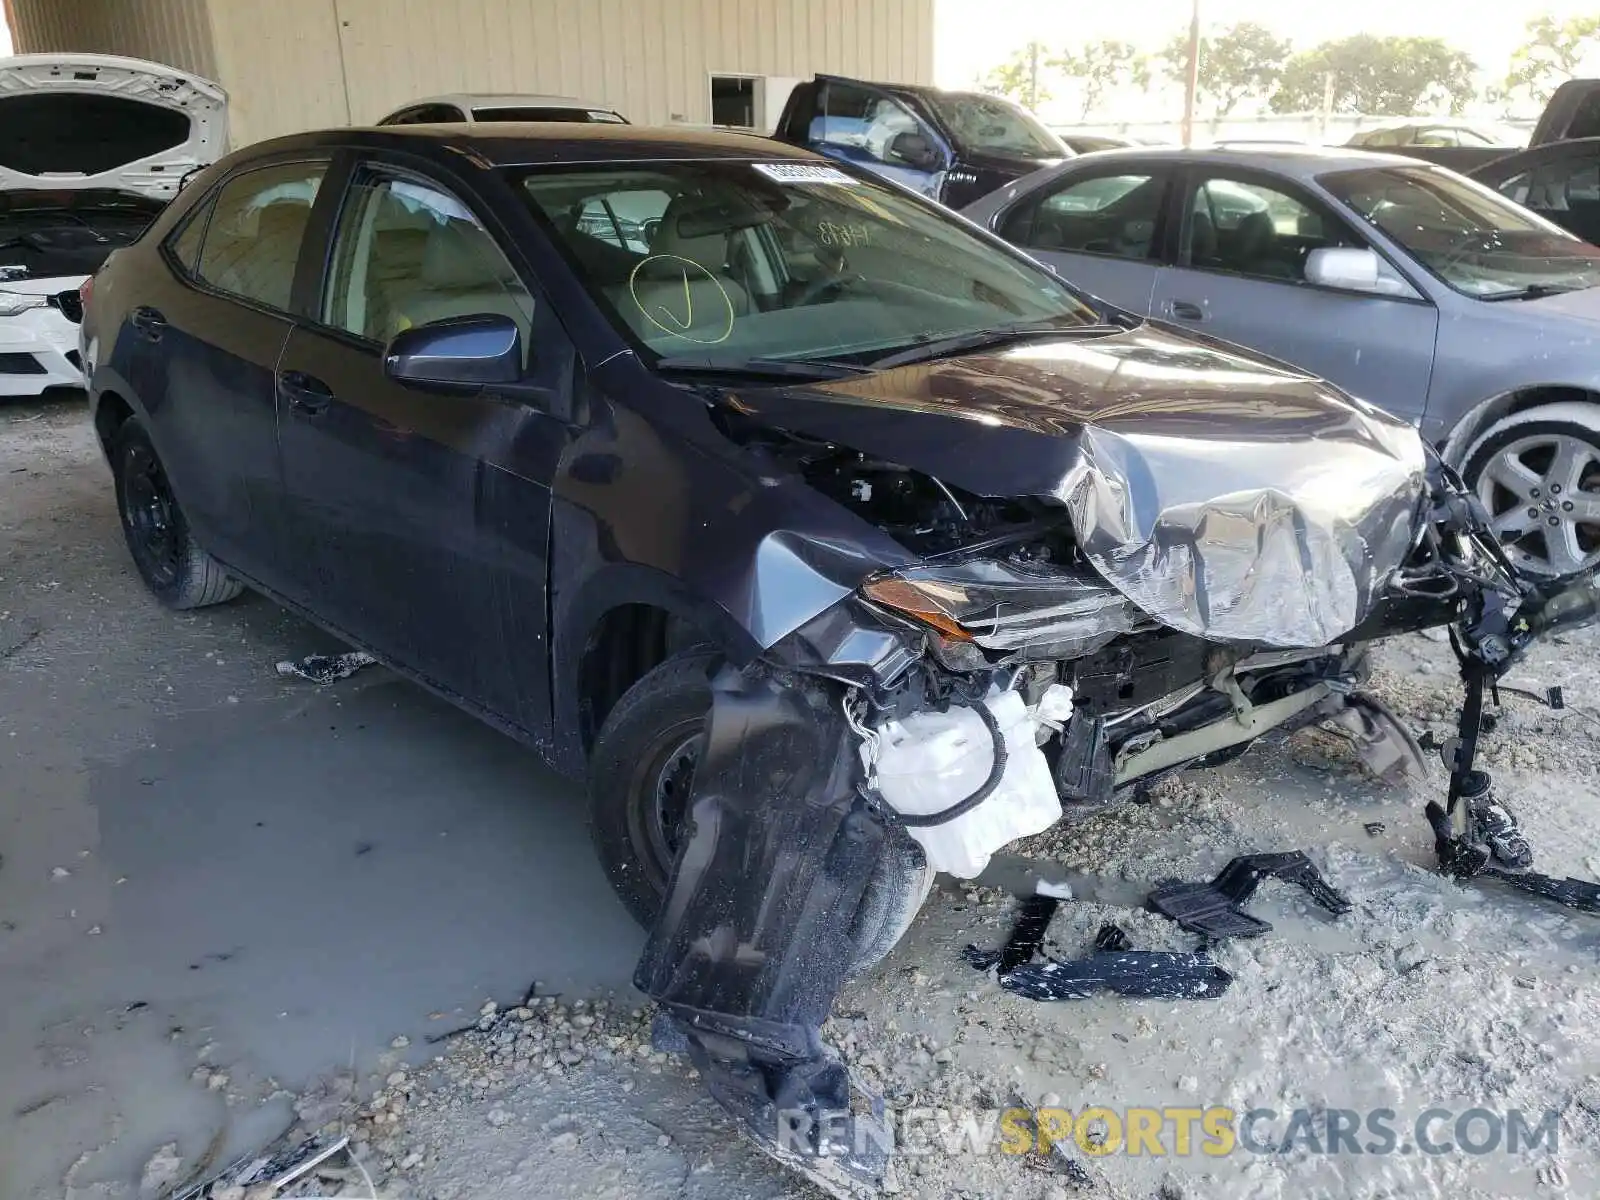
[586,652,933,975]
[111,418,243,609]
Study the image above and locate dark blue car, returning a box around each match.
[78,120,1580,1196]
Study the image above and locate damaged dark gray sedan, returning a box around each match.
[81,124,1599,1196]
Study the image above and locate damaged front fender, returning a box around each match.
[636,664,892,1027]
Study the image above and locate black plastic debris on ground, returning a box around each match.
[964,894,1058,975]
[1146,851,1353,940]
[1425,800,1600,914]
[998,950,1233,1000]
[963,899,1231,1001]
[275,650,377,684]
[1093,922,1132,952]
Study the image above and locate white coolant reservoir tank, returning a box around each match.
[867,690,1064,879]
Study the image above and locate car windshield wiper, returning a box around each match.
[866,322,1121,370]
[1480,282,1587,301]
[654,355,868,381]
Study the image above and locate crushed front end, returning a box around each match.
[638,361,1600,1195]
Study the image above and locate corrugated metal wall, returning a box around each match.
[208,0,351,145]
[4,0,218,80]
[8,0,935,145]
[311,0,934,130]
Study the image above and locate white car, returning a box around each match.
[0,52,226,397]
[375,93,627,127]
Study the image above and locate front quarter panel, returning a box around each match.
[546,360,918,766]
[1428,295,1600,452]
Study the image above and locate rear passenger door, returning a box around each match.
[275,162,568,732]
[1150,169,1438,425]
[126,157,328,590]
[994,166,1174,313]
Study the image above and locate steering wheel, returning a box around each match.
[793,271,863,308]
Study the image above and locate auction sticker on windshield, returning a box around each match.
[753,163,859,185]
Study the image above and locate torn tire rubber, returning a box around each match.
[587,651,932,974]
[111,417,243,610]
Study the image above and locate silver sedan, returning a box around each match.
[964,147,1600,578]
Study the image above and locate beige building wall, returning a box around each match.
[317,0,934,128]
[208,0,352,143]
[7,0,935,146]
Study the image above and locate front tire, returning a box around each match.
[1462,404,1600,579]
[111,418,242,609]
[586,652,933,975]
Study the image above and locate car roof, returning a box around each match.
[401,93,621,114]
[236,123,827,167]
[1469,136,1600,179]
[1028,143,1441,180]
[812,73,1015,107]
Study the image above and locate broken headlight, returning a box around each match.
[861,558,1143,657]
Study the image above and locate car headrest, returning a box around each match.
[1235,209,1275,255]
[649,196,744,274]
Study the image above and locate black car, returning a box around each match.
[772,74,1070,207]
[1471,137,1600,245]
[80,122,1587,1194]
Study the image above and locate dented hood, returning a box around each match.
[0,54,227,200]
[732,324,1427,648]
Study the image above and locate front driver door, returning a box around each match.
[275,164,568,733]
[1150,170,1438,426]
[994,166,1175,315]
[810,79,948,199]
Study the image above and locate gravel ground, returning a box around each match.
[6,393,1600,1200]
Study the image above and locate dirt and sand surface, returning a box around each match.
[5,393,1598,1200]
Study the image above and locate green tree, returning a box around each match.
[1503,14,1600,109]
[1051,40,1151,120]
[1270,35,1477,116]
[983,42,1052,109]
[1159,22,1293,117]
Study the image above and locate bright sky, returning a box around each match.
[936,0,1600,109]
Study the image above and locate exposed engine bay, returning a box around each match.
[0,189,165,280]
[796,443,1044,556]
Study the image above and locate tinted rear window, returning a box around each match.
[472,106,626,124]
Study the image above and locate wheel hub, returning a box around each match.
[1476,431,1600,577]
[121,445,181,587]
[648,732,700,864]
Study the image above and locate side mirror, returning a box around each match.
[889,130,940,170]
[1305,246,1382,292]
[383,313,522,390]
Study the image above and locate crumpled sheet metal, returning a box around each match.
[1057,405,1426,648]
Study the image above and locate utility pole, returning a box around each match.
[1029,41,1040,111]
[1180,0,1201,147]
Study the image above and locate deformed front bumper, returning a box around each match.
[631,456,1599,1196]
